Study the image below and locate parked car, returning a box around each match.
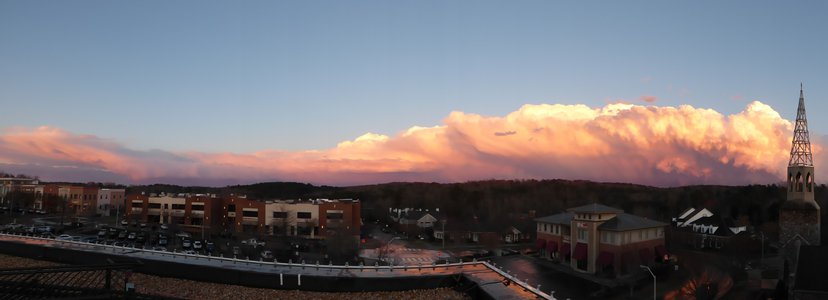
[183,249,197,255]
[160,224,169,231]
[501,248,519,256]
[182,239,192,248]
[260,250,273,259]
[121,220,128,226]
[98,230,107,238]
[241,238,265,247]
[117,231,127,239]
[152,246,166,251]
[82,237,97,243]
[57,234,72,240]
[193,240,203,250]
[127,232,136,240]
[232,246,241,256]
[158,238,168,246]
[205,241,215,253]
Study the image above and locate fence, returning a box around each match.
[0,232,555,299]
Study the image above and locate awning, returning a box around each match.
[546,241,558,253]
[535,239,546,250]
[597,251,614,267]
[639,248,653,263]
[655,245,668,259]
[561,242,571,256]
[573,243,588,260]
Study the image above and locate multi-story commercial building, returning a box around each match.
[125,194,361,239]
[96,189,125,216]
[535,203,668,276]
[126,193,222,234]
[223,195,266,234]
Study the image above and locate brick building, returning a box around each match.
[535,203,668,276]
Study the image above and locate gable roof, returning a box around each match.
[567,203,623,214]
[534,212,574,225]
[678,208,696,220]
[598,213,668,231]
[794,246,828,293]
[401,211,435,221]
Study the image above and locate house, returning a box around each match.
[671,207,748,249]
[535,203,669,276]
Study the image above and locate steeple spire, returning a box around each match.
[789,84,814,166]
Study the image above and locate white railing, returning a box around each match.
[0,232,554,299]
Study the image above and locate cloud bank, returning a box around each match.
[0,101,822,186]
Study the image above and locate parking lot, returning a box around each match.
[1,209,337,265]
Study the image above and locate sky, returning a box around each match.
[1,1,827,186]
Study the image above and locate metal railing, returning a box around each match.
[0,232,555,299]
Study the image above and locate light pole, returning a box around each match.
[441,219,447,250]
[640,265,656,300]
[759,231,765,269]
[381,236,401,264]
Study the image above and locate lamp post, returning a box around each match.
[759,231,765,269]
[441,219,447,250]
[640,265,656,300]
[382,236,401,264]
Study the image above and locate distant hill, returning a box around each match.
[123,179,828,229]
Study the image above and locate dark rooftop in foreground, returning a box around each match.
[794,245,828,295]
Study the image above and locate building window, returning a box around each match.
[327,212,343,220]
[172,204,185,210]
[227,204,236,212]
[242,210,258,217]
[148,203,161,209]
[577,229,588,241]
[272,211,288,218]
[191,204,204,211]
[297,212,312,219]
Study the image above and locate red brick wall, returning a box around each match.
[318,201,361,236]
[125,194,149,222]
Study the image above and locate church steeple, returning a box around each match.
[789,83,814,167]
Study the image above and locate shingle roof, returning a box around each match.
[567,203,623,214]
[794,246,828,293]
[534,212,574,225]
[598,213,668,231]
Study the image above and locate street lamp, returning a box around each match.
[759,231,765,269]
[640,265,656,300]
[441,219,447,250]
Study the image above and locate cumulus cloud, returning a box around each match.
[0,101,821,186]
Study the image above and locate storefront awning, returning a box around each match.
[639,247,653,263]
[535,239,546,250]
[597,251,614,267]
[561,242,571,256]
[546,241,558,253]
[573,243,588,260]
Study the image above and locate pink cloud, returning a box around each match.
[639,95,658,103]
[0,101,820,187]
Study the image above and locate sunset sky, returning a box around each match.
[1,1,827,186]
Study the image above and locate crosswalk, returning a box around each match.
[399,257,434,264]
